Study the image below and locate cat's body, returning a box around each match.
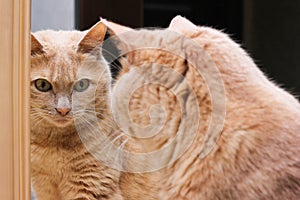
[31,16,300,200]
[106,16,300,199]
[159,17,300,199]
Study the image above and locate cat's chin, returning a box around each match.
[50,116,74,128]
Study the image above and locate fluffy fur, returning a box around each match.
[31,22,123,200]
[31,16,300,200]
[105,16,300,199]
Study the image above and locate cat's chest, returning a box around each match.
[31,144,79,178]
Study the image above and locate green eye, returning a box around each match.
[74,79,90,92]
[35,79,52,92]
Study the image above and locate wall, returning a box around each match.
[31,0,75,31]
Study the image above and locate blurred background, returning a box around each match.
[32,0,300,97]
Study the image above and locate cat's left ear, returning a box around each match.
[168,15,199,35]
[77,22,107,53]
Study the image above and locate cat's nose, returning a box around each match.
[56,107,71,116]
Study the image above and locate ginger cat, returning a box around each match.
[30,22,124,200]
[31,21,156,200]
[31,16,300,200]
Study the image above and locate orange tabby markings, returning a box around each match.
[31,16,300,200]
[31,22,123,200]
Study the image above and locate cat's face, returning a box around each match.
[30,22,112,130]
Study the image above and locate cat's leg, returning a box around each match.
[59,163,123,200]
[31,175,61,200]
[119,172,160,200]
[59,178,123,200]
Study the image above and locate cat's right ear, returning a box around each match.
[31,34,44,56]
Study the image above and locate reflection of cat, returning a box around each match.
[106,16,300,199]
[30,22,124,200]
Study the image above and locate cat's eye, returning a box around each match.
[74,79,90,92]
[34,79,52,92]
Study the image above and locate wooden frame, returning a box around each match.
[0,0,31,199]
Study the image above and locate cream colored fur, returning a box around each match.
[31,16,300,200]
[31,22,123,200]
[106,16,300,199]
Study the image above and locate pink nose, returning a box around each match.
[56,107,71,116]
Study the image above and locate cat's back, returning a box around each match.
[161,17,300,200]
[114,17,300,199]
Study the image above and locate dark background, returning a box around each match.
[75,0,300,97]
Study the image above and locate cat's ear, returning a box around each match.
[77,22,107,53]
[100,20,127,80]
[99,18,133,79]
[101,18,137,46]
[168,15,199,35]
[101,18,133,34]
[31,34,44,56]
[100,18,133,55]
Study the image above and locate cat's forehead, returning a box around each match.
[31,52,108,86]
[31,54,78,83]
[31,30,84,76]
[31,30,102,81]
[33,30,86,48]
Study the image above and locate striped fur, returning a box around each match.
[31,22,123,200]
[31,17,300,200]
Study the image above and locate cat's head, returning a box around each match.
[30,22,116,131]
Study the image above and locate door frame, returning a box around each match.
[0,0,31,199]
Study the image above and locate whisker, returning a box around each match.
[72,109,108,116]
[95,131,126,157]
[86,116,117,130]
[31,117,45,129]
[119,138,128,151]
[112,137,128,168]
[77,116,116,141]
